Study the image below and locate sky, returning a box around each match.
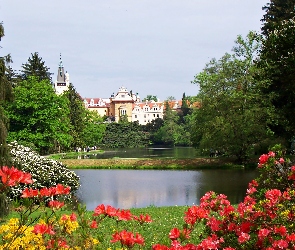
[0,0,268,101]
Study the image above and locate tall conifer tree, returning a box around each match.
[20,52,52,82]
[259,0,295,139]
[0,23,13,165]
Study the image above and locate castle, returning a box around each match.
[54,56,182,125]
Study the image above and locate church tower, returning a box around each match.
[54,54,70,95]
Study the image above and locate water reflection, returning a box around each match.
[74,169,258,210]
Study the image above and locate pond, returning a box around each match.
[75,147,197,159]
[74,169,258,210]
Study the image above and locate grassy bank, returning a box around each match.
[56,157,251,170]
[3,205,203,248]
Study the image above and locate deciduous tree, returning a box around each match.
[191,32,270,162]
[5,77,72,154]
[82,111,106,147]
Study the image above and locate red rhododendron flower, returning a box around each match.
[184,205,208,225]
[93,204,117,217]
[169,228,180,240]
[274,226,287,236]
[265,189,282,204]
[21,188,39,198]
[69,212,77,221]
[93,204,105,216]
[32,224,55,235]
[39,187,52,197]
[48,200,64,209]
[287,233,295,242]
[111,230,144,248]
[258,154,269,165]
[272,239,288,249]
[116,209,132,221]
[133,214,152,224]
[0,166,33,186]
[90,220,98,229]
[152,244,170,250]
[258,228,271,239]
[268,151,275,157]
[238,232,250,243]
[105,205,118,217]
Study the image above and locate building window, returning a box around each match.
[120,109,126,115]
[135,115,137,118]
[153,114,155,117]
[157,114,159,118]
[144,114,146,118]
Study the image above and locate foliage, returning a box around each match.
[153,151,295,249]
[5,76,72,154]
[2,150,295,249]
[142,95,158,102]
[254,144,294,199]
[191,32,270,163]
[258,17,295,140]
[20,52,52,82]
[153,114,191,146]
[180,92,191,120]
[151,100,192,146]
[261,0,295,36]
[102,121,149,148]
[8,141,80,201]
[0,23,14,166]
[62,83,87,149]
[82,110,106,147]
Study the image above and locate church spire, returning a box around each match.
[57,53,65,83]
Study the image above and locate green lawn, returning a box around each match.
[1,205,204,249]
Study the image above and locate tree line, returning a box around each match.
[1,0,295,163]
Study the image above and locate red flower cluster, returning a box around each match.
[21,184,71,198]
[152,152,295,249]
[111,230,144,248]
[0,166,33,187]
[93,204,152,223]
[32,224,55,235]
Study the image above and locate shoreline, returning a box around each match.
[58,157,256,170]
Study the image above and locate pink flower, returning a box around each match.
[258,154,269,166]
[238,232,250,243]
[272,239,288,249]
[258,228,271,239]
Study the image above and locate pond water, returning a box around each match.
[74,169,258,210]
[76,147,197,159]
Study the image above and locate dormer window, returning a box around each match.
[121,95,125,98]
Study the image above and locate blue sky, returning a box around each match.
[1,0,268,101]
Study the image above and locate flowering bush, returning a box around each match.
[0,166,152,249]
[8,141,80,200]
[2,150,295,249]
[152,150,295,249]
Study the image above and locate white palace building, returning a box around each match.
[53,56,183,125]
